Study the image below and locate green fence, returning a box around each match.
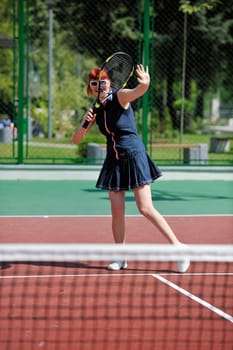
[0,0,233,165]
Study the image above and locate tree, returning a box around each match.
[154,0,233,130]
[55,0,139,62]
[0,0,14,117]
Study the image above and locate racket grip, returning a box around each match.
[82,104,98,129]
[82,120,89,129]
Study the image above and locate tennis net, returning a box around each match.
[0,243,232,350]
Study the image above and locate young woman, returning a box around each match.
[72,64,190,273]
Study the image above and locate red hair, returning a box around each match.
[87,68,110,96]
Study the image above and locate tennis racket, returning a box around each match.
[82,52,134,129]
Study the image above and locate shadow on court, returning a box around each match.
[0,261,177,274]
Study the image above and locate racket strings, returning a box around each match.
[104,54,134,89]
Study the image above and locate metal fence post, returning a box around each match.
[46,0,54,139]
[142,0,150,150]
[17,0,25,164]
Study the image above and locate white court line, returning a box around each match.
[0,214,232,218]
[1,271,232,323]
[152,273,233,323]
[0,273,152,279]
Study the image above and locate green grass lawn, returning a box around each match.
[0,133,232,165]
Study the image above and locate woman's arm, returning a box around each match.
[72,108,96,144]
[117,64,150,108]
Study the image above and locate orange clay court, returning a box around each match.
[0,167,232,349]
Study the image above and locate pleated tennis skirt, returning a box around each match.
[96,150,162,191]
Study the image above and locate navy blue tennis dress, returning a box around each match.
[95,91,162,191]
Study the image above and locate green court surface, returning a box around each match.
[0,180,232,216]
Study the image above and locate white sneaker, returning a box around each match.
[177,259,190,273]
[107,261,128,271]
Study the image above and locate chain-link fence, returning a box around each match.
[0,0,233,165]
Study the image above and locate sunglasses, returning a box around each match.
[89,80,108,87]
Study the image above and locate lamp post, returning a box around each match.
[46,0,54,139]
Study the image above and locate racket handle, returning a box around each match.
[82,104,99,129]
[82,120,89,129]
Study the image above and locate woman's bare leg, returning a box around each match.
[133,184,190,272]
[133,184,181,244]
[108,190,126,243]
[107,190,127,270]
